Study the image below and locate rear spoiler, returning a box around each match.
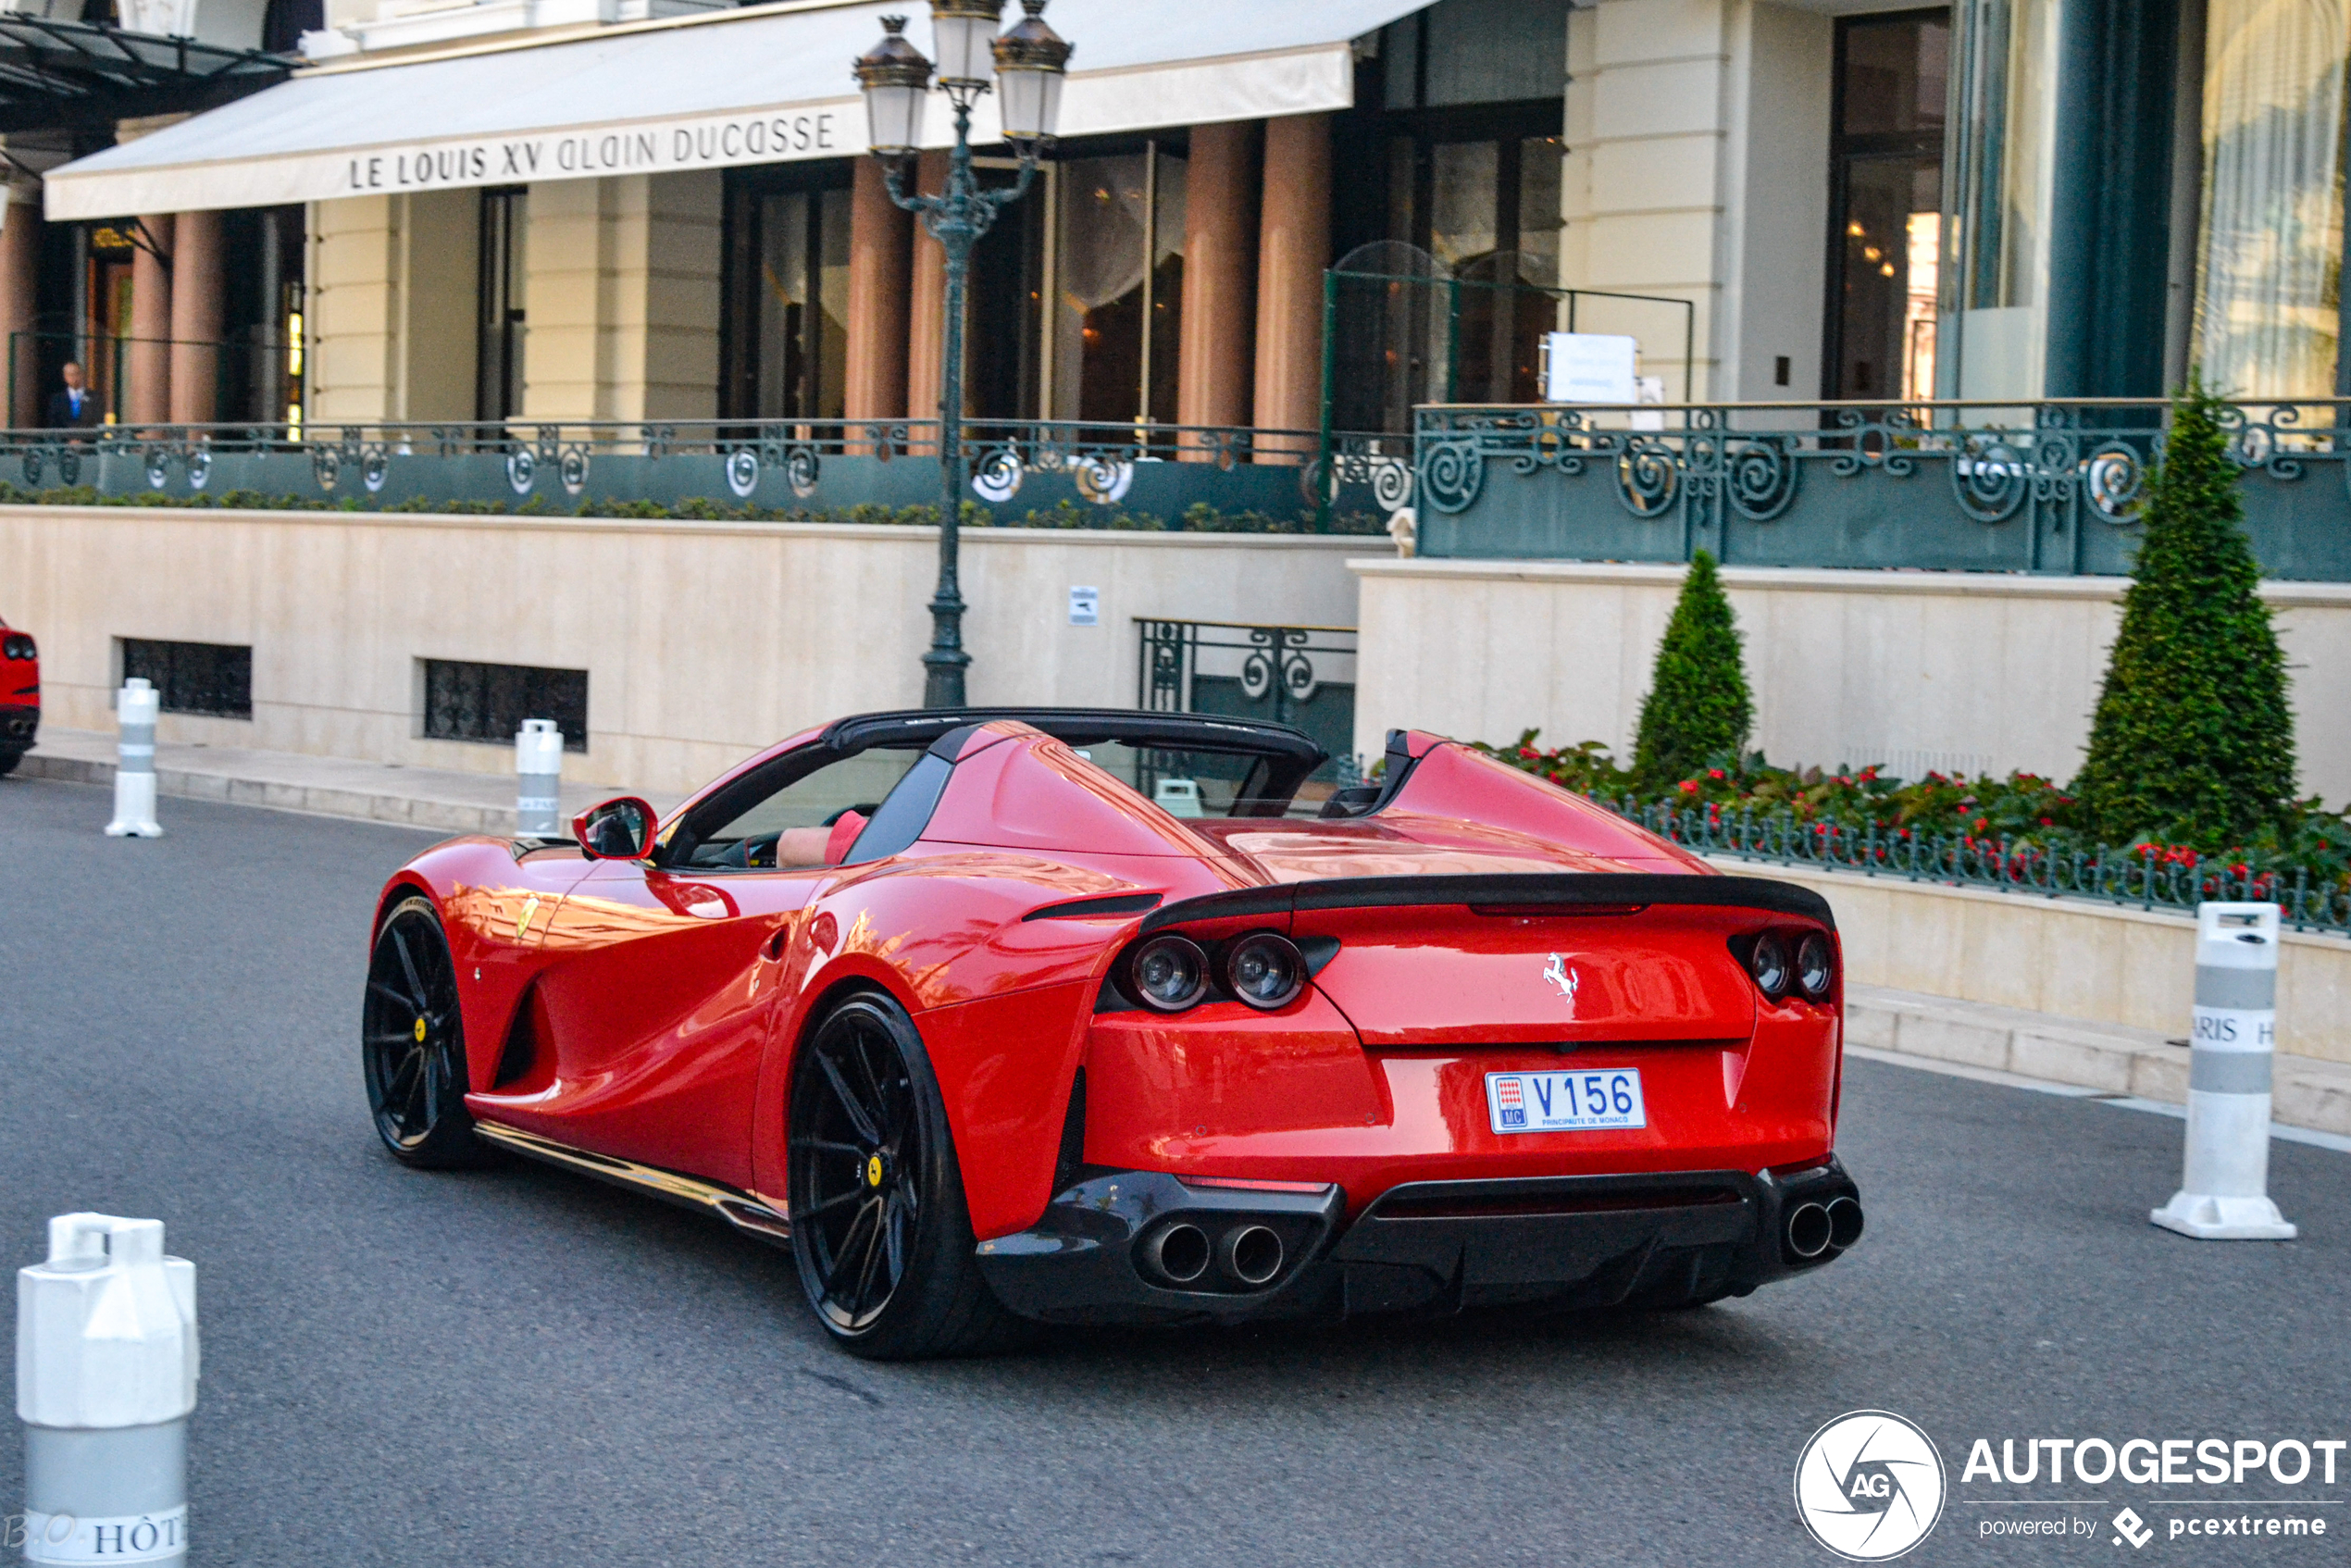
[1138,874,1835,933]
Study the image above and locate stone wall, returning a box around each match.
[1351,556,2351,804]
[0,505,1362,795]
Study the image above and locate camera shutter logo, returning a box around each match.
[1794,1411,1946,1561]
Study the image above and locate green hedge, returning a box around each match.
[1479,732,2351,897]
[1630,549,1752,786]
[2071,383,2298,845]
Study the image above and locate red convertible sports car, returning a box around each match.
[365,708,1861,1359]
[0,616,36,777]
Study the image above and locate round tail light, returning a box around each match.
[1747,932,1791,1000]
[1128,934,1209,1013]
[1796,932,1835,1001]
[1224,932,1305,1011]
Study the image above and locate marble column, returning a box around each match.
[844,157,912,444]
[1176,120,1257,459]
[1252,115,1331,461]
[129,214,174,427]
[0,189,41,427]
[168,209,223,425]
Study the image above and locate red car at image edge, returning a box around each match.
[0,616,36,776]
[364,708,1862,1359]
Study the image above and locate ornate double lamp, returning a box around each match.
[852,2,1072,708]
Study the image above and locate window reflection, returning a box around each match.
[1384,131,1564,404]
[1046,146,1186,427]
[760,190,850,419]
[723,179,851,421]
[2195,0,2350,401]
[1944,0,2058,401]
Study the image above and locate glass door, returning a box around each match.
[1384,118,1567,405]
[1825,10,1949,403]
[722,171,852,424]
[476,187,527,424]
[1041,143,1186,432]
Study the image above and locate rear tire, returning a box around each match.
[787,992,1030,1361]
[363,895,488,1168]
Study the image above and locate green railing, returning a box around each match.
[1136,617,1359,779]
[1315,265,1694,527]
[0,417,1402,529]
[1614,797,2351,936]
[1412,398,2351,579]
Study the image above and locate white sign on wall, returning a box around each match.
[1541,333,1639,404]
[1067,587,1100,627]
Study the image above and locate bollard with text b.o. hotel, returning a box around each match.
[17,1215,199,1565]
[515,718,563,839]
[2151,902,2296,1240]
[102,679,162,840]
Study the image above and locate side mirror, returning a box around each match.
[573,796,656,860]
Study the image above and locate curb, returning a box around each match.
[1847,984,2351,1139]
[14,748,520,835]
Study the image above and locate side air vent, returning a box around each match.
[494,984,545,1089]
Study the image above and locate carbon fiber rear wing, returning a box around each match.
[1138,874,1835,932]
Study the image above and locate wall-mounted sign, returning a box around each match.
[1541,333,1639,404]
[1068,587,1100,628]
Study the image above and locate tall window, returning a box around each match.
[1941,0,2060,400]
[476,188,526,423]
[2195,0,2350,400]
[1383,123,1565,404]
[1826,11,1949,402]
[1041,144,1185,425]
[722,171,852,421]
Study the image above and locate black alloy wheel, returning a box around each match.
[362,895,485,1167]
[787,993,1027,1360]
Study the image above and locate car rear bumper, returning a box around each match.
[976,1159,1861,1325]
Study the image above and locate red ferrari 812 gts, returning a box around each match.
[364,709,1861,1358]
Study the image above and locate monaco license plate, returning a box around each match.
[1486,1068,1647,1134]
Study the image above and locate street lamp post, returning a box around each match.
[856,2,1071,709]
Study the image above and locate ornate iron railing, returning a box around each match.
[1136,617,1360,782]
[1412,398,2351,579]
[0,416,1401,529]
[1613,797,2351,935]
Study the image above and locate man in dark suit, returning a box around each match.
[46,361,99,429]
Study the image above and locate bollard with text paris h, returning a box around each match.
[102,679,162,839]
[516,718,563,838]
[2151,902,2296,1240]
[17,1215,199,1565]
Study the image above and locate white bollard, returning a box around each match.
[103,679,163,839]
[515,717,563,838]
[2151,902,2296,1240]
[17,1214,199,1565]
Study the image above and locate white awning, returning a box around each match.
[46,0,1427,219]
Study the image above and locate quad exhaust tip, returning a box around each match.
[1785,1201,1834,1260]
[1219,1224,1284,1288]
[1142,1222,1212,1285]
[1784,1196,1864,1261]
[1140,1220,1287,1289]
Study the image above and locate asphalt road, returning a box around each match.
[2,774,2346,1568]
